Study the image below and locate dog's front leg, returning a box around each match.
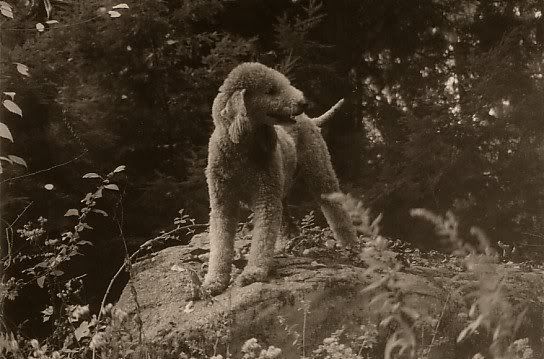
[237,189,282,286]
[203,186,240,295]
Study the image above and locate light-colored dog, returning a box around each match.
[204,62,357,295]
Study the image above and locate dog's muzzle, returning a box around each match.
[268,98,307,124]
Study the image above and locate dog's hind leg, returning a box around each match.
[296,118,357,247]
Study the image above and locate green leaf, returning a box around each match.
[0,8,12,18]
[37,276,46,288]
[81,223,93,230]
[81,193,92,203]
[0,1,13,19]
[112,3,129,9]
[41,306,53,322]
[13,63,29,76]
[74,321,90,341]
[0,156,13,164]
[95,188,103,198]
[3,92,15,100]
[514,307,528,334]
[380,315,396,328]
[43,0,51,19]
[92,209,108,217]
[457,325,471,343]
[361,276,388,294]
[0,123,13,142]
[64,209,79,217]
[113,165,126,173]
[82,173,101,179]
[2,100,21,116]
[104,184,119,191]
[8,155,27,168]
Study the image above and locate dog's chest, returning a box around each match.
[207,128,297,202]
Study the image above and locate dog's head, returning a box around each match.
[213,62,307,143]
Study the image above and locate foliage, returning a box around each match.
[0,165,124,351]
[412,208,533,359]
[280,197,539,359]
[2,200,541,359]
[359,1,544,245]
[0,55,28,173]
[0,0,335,242]
[311,325,379,359]
[2,0,544,358]
[2,0,544,246]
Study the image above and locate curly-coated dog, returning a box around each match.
[203,62,357,295]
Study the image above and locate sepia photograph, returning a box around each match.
[1,1,544,358]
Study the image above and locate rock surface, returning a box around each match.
[117,236,544,358]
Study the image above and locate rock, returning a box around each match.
[116,241,544,358]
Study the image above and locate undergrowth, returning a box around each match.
[1,187,540,358]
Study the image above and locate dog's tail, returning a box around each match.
[311,99,345,127]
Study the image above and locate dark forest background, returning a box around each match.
[2,0,544,335]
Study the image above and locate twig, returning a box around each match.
[9,202,32,262]
[426,293,450,355]
[302,309,307,358]
[300,299,310,358]
[285,234,304,252]
[8,201,33,228]
[96,223,208,322]
[2,201,33,265]
[1,150,88,184]
[91,221,207,359]
[0,15,101,31]
[113,183,143,343]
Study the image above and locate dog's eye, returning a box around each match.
[266,87,277,95]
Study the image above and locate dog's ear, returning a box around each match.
[220,89,249,143]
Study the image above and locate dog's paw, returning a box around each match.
[199,278,230,297]
[236,266,269,287]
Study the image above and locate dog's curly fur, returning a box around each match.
[203,62,357,295]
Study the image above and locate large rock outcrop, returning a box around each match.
[117,236,544,358]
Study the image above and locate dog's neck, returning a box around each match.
[236,123,278,164]
[252,124,278,154]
